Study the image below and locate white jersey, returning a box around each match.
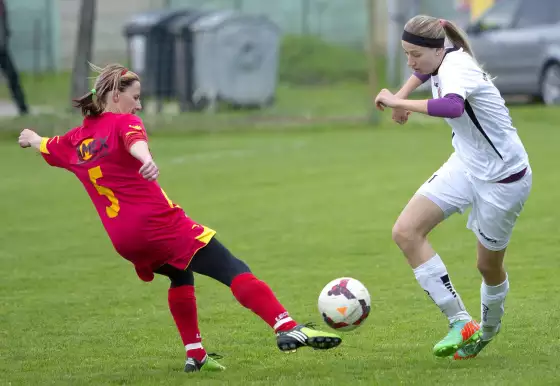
[430,47,529,182]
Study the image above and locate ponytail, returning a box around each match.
[442,20,475,58]
[72,88,104,117]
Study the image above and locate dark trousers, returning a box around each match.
[0,47,28,114]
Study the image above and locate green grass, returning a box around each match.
[1,99,560,385]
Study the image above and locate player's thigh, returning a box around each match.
[468,170,532,251]
[154,264,195,287]
[399,153,473,234]
[393,194,445,238]
[190,238,251,286]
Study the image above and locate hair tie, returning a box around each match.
[439,19,446,27]
[91,88,97,95]
[121,68,128,76]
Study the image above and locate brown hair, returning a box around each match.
[404,15,476,58]
[72,63,140,117]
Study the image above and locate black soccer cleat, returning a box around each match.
[276,323,342,352]
[184,353,226,373]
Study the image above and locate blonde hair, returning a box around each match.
[73,63,140,117]
[404,15,475,58]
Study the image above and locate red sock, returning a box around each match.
[231,273,298,333]
[168,285,206,362]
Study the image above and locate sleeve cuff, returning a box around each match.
[39,137,50,154]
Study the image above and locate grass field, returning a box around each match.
[1,85,560,385]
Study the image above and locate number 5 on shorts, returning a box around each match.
[88,166,120,218]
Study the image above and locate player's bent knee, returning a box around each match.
[477,260,501,277]
[391,221,422,252]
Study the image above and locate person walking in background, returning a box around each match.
[0,0,29,116]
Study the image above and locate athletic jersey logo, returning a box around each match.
[77,137,109,163]
[129,124,143,131]
[434,82,442,98]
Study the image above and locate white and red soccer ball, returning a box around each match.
[318,277,371,331]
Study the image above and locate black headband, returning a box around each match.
[402,30,444,48]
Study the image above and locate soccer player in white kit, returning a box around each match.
[374,15,532,360]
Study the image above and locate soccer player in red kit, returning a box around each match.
[18,64,341,372]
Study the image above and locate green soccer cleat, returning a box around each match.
[184,353,226,373]
[453,338,492,360]
[432,319,481,358]
[276,323,342,352]
[453,323,500,360]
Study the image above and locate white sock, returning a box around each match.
[480,275,509,341]
[413,254,471,324]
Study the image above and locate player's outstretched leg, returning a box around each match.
[230,272,342,352]
[189,238,342,353]
[156,265,226,372]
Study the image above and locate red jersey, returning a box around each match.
[39,112,215,280]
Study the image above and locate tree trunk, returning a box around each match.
[70,0,96,111]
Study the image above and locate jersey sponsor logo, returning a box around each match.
[129,124,143,131]
[434,82,442,98]
[77,137,109,163]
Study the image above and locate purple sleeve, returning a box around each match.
[427,93,465,118]
[414,72,431,83]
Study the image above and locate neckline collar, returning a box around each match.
[431,46,460,76]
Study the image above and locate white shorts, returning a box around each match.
[416,153,532,251]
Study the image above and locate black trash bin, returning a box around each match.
[123,9,195,106]
[171,10,281,112]
[168,10,212,112]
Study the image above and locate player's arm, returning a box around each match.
[375,90,464,118]
[129,141,159,181]
[395,94,464,118]
[394,73,427,99]
[376,57,476,119]
[375,72,431,114]
[119,116,159,181]
[375,66,472,119]
[384,74,428,124]
[18,128,72,168]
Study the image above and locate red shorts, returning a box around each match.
[115,224,216,282]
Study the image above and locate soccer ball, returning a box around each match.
[318,277,371,331]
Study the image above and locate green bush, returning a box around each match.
[278,35,369,85]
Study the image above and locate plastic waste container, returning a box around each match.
[171,10,281,111]
[123,9,195,102]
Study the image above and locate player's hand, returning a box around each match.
[139,159,159,181]
[18,129,40,148]
[374,89,399,111]
[392,108,411,125]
